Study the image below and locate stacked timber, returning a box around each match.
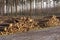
[0,17,39,35]
[46,15,60,27]
[0,16,60,35]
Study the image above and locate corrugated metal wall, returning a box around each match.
[0,0,60,17]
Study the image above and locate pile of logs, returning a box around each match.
[46,15,60,27]
[0,17,40,35]
[0,15,60,35]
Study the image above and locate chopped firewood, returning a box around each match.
[4,27,7,31]
[0,32,3,35]
[0,16,60,35]
[46,15,60,27]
